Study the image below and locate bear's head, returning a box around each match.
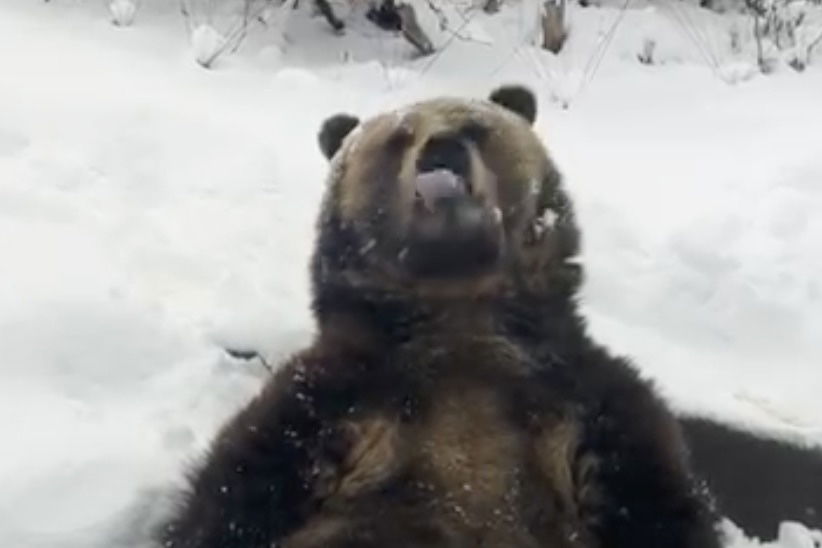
[312,85,581,322]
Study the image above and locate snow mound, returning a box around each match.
[722,520,822,548]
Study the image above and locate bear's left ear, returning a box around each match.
[318,113,360,160]
[489,85,537,125]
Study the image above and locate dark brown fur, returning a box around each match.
[154,87,723,548]
[680,416,822,539]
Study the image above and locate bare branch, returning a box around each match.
[541,0,567,54]
[398,3,436,56]
[223,347,275,375]
[808,27,822,56]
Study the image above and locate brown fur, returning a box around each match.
[534,419,580,515]
[300,332,584,546]
[154,87,723,548]
[318,96,580,302]
[322,415,407,500]
[416,382,522,523]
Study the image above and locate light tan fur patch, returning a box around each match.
[534,419,580,512]
[534,419,603,534]
[336,416,405,497]
[416,384,523,527]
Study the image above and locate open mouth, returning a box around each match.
[414,169,468,210]
[401,134,502,278]
[413,135,473,211]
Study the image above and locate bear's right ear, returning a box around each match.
[489,85,537,125]
[318,114,360,160]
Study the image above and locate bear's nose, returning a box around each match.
[417,135,471,179]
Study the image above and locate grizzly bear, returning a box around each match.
[154,86,723,548]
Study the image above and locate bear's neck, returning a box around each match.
[313,282,493,341]
[312,280,587,354]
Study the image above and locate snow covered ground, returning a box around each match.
[0,0,820,546]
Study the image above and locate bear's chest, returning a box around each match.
[317,341,586,546]
[398,375,581,546]
[413,381,525,518]
[389,340,557,524]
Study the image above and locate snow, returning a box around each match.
[0,0,820,546]
[722,520,822,548]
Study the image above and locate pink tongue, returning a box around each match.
[415,169,466,208]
